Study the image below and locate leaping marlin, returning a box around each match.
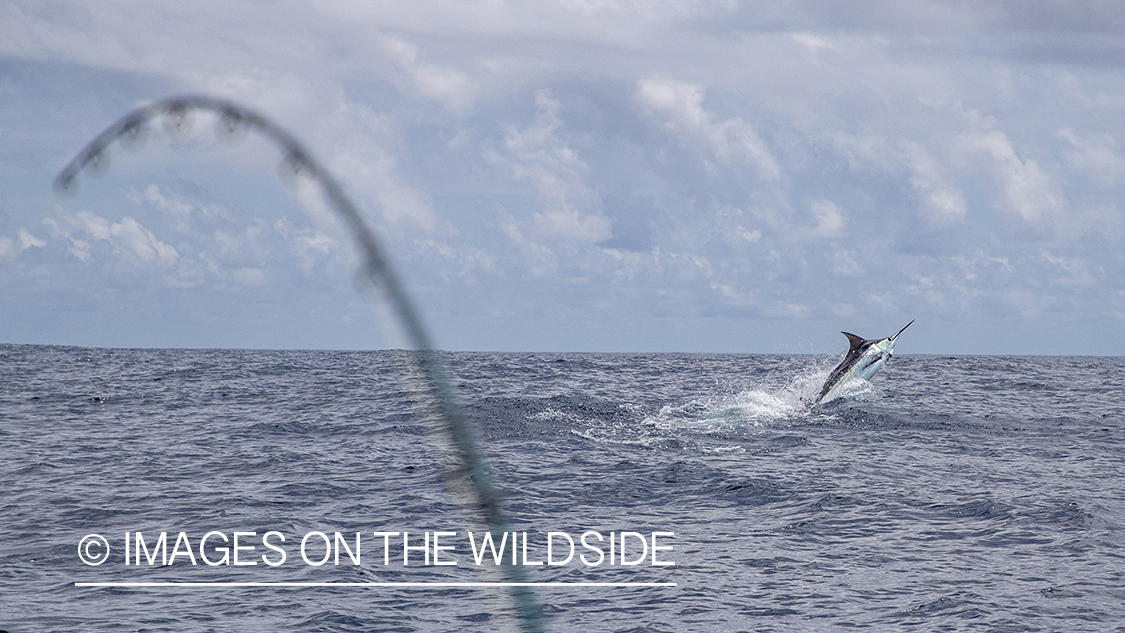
[810,320,914,406]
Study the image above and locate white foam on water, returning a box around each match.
[644,358,844,433]
[570,356,878,449]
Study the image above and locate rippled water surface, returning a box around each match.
[2,345,1123,632]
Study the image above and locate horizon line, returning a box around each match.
[4,341,1120,358]
[75,581,677,588]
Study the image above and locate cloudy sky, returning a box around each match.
[2,1,1124,354]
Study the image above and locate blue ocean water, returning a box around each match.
[1,344,1123,632]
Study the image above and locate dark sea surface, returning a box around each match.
[1,344,1123,632]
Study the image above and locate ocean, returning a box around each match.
[1,344,1123,632]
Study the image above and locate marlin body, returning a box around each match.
[811,320,914,406]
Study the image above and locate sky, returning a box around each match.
[1,1,1124,355]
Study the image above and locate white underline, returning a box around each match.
[75,581,677,588]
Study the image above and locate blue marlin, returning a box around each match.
[811,320,914,406]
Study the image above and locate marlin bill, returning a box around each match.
[810,320,914,407]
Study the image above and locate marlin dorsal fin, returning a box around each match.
[841,332,867,351]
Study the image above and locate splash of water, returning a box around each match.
[646,355,874,433]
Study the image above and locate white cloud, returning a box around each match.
[0,228,46,261]
[500,213,558,277]
[378,33,475,112]
[637,77,781,180]
[274,216,339,274]
[901,141,966,225]
[321,106,443,235]
[832,133,967,226]
[499,91,612,244]
[128,184,228,233]
[45,211,178,266]
[113,216,180,263]
[792,31,835,56]
[1057,128,1125,187]
[832,250,864,277]
[533,208,613,242]
[957,127,1067,231]
[792,200,845,242]
[19,228,45,249]
[1040,250,1096,287]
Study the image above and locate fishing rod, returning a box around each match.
[57,95,545,632]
